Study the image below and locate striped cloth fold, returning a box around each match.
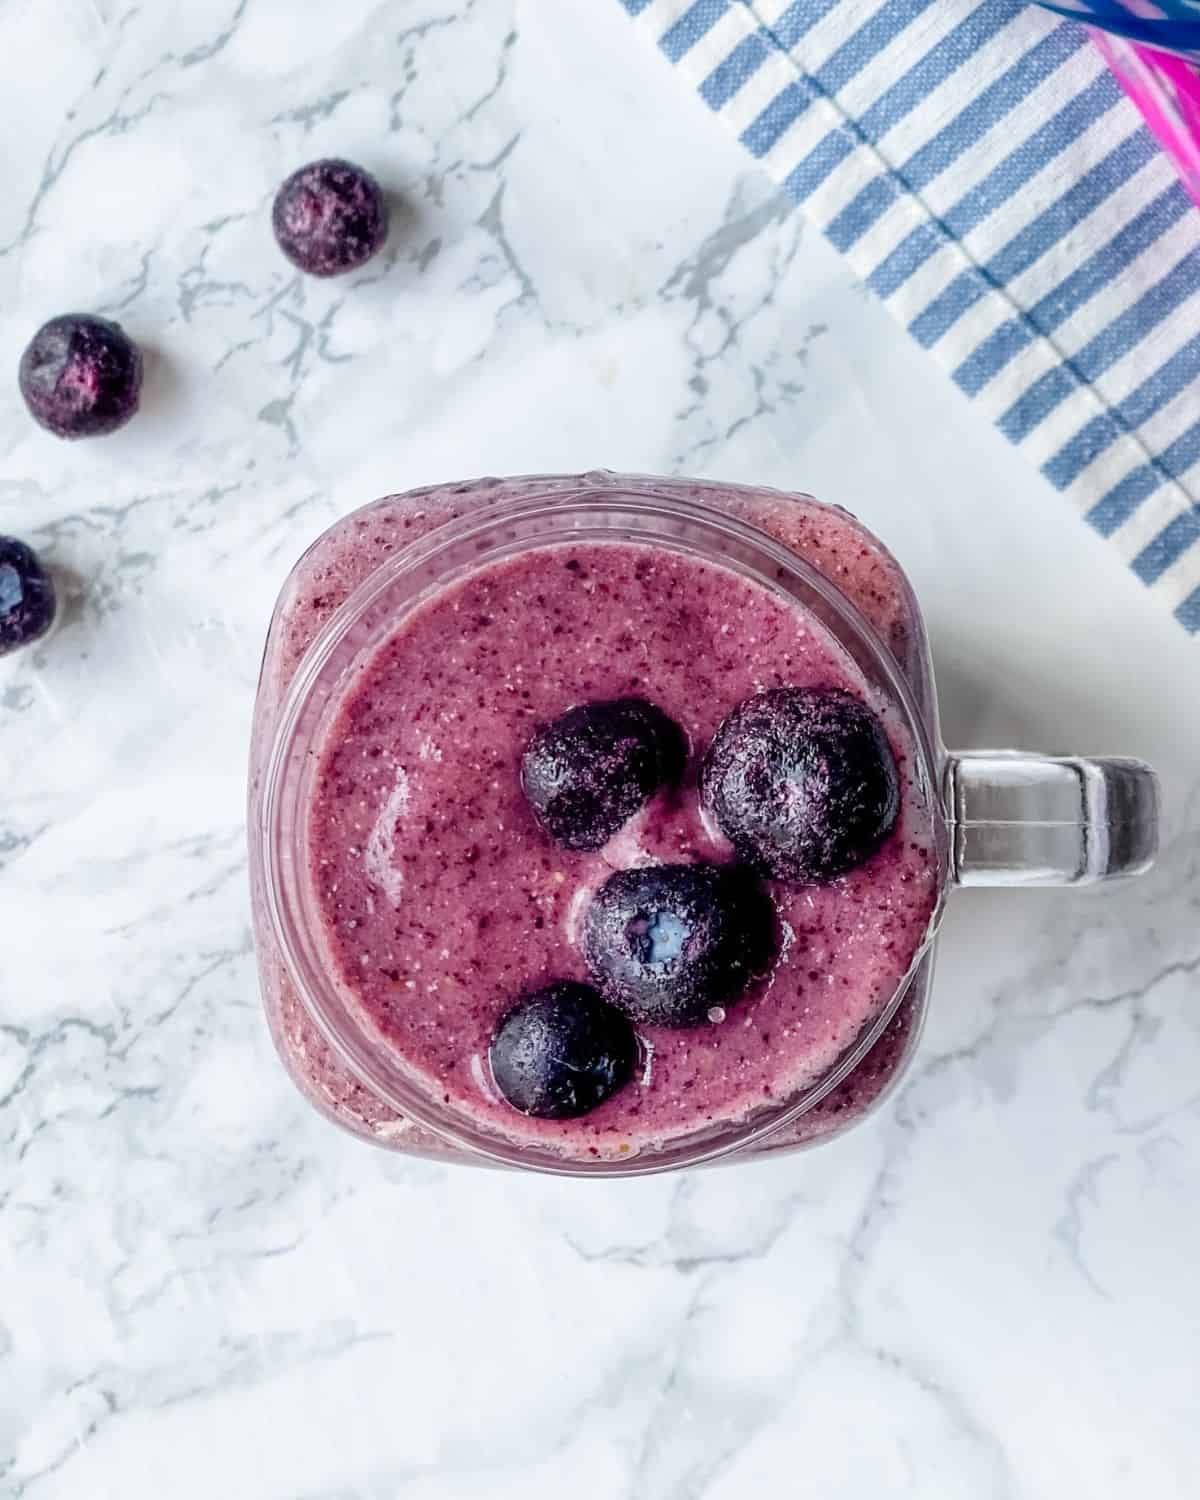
[621,0,1200,633]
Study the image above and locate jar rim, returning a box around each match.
[258,481,949,1176]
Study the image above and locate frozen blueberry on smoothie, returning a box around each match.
[583,863,775,1027]
[489,982,636,1118]
[521,697,686,851]
[702,687,900,882]
[272,158,388,276]
[19,314,142,439]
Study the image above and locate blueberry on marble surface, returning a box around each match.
[488,981,636,1119]
[521,697,686,851]
[272,158,388,276]
[0,538,56,655]
[582,862,775,1027]
[701,686,900,883]
[19,315,142,439]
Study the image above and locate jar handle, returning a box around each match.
[946,752,1160,887]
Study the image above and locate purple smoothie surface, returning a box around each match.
[249,475,940,1161]
[301,542,936,1158]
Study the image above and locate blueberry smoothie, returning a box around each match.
[249,474,942,1163]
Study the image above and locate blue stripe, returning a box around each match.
[1043,333,1200,490]
[909,269,988,349]
[870,69,1121,305]
[742,79,814,158]
[901,23,1087,192]
[912,128,1159,349]
[941,68,1120,240]
[621,0,652,13]
[745,0,942,164]
[1132,510,1200,583]
[1088,416,1200,533]
[661,0,729,63]
[828,176,896,252]
[851,0,1023,143]
[829,25,1088,255]
[816,0,944,100]
[869,222,943,300]
[770,0,844,51]
[1000,247,1200,444]
[1084,262,1199,429]
[955,321,1034,397]
[956,181,1190,397]
[968,124,1159,293]
[784,130,855,202]
[1074,249,1200,379]
[706,0,844,106]
[782,0,1029,210]
[1176,587,1200,632]
[1147,415,1200,486]
[1087,466,1162,536]
[701,31,769,109]
[1029,180,1191,324]
[998,367,1077,442]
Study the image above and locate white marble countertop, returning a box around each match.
[2,3,1198,1497]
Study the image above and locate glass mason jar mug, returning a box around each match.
[248,473,1159,1176]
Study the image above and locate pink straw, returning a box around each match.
[1091,30,1200,207]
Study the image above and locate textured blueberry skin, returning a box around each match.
[701,687,900,884]
[521,697,687,852]
[488,981,637,1119]
[582,863,775,1027]
[272,158,389,276]
[0,537,56,656]
[19,315,142,439]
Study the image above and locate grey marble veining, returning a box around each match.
[2,2,1198,1498]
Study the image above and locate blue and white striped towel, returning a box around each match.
[621,0,1200,634]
